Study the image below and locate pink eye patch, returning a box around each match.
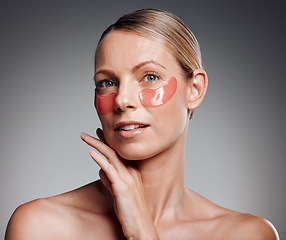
[95,91,116,114]
[139,77,177,107]
[95,77,177,114]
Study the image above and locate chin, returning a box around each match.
[114,138,180,161]
[117,149,156,161]
[111,143,160,161]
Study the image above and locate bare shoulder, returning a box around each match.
[5,180,117,240]
[219,212,279,240]
[183,190,279,240]
[5,197,60,240]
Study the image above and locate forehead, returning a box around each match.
[95,30,178,71]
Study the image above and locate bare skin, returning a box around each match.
[5,31,278,240]
[5,180,277,239]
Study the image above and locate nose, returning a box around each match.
[114,80,138,113]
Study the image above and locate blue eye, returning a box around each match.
[145,74,158,82]
[98,80,115,88]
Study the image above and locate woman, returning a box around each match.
[5,9,279,239]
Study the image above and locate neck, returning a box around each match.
[132,129,188,223]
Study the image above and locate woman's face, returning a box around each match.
[94,30,190,160]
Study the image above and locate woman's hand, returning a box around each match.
[81,130,159,240]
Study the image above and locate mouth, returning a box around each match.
[115,124,149,131]
[114,121,150,138]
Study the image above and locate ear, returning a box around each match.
[187,68,208,110]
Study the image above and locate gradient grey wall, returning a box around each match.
[1,0,285,238]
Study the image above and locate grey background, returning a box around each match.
[1,0,285,238]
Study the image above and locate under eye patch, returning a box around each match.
[139,77,177,107]
[95,91,116,114]
[95,77,177,114]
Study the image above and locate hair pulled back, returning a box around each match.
[99,8,202,78]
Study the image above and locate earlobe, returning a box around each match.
[187,69,208,110]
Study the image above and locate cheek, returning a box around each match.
[95,91,116,114]
[139,77,177,107]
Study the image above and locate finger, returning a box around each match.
[82,132,128,173]
[90,150,119,183]
[99,169,113,194]
[82,133,138,181]
[81,132,114,158]
[81,132,109,154]
[99,169,109,187]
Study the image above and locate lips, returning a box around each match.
[114,121,150,138]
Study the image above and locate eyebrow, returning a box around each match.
[93,70,116,80]
[131,60,166,72]
[94,60,166,79]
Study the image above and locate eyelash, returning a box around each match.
[142,71,162,82]
[94,71,162,88]
[95,79,117,89]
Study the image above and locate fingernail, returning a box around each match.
[81,132,88,140]
[90,150,97,157]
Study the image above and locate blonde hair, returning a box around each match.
[98,8,202,118]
